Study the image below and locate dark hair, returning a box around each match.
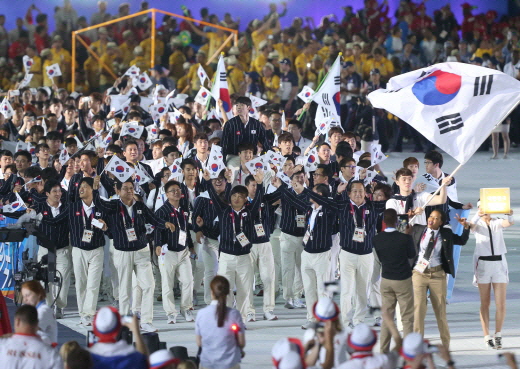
[80,150,98,167]
[35,143,49,154]
[244,174,256,186]
[66,348,93,369]
[14,150,32,163]
[317,142,331,151]
[316,164,331,178]
[383,208,398,227]
[210,276,230,327]
[235,96,252,107]
[373,183,392,200]
[336,141,354,159]
[158,129,172,137]
[164,180,181,193]
[347,180,365,192]
[431,209,446,225]
[181,158,197,170]
[41,167,58,181]
[163,145,180,157]
[237,143,255,153]
[194,132,209,142]
[395,168,413,180]
[25,166,42,179]
[284,156,295,165]
[357,159,372,169]
[0,149,13,158]
[44,178,61,194]
[64,137,77,147]
[4,163,17,173]
[287,119,302,129]
[278,132,294,144]
[115,178,134,190]
[290,169,305,180]
[122,139,138,151]
[314,183,330,197]
[29,125,45,135]
[79,177,94,189]
[15,305,39,327]
[425,150,443,168]
[230,185,248,198]
[107,144,123,154]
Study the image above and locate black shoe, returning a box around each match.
[486,339,495,349]
[495,336,502,349]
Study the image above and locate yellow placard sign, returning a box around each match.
[479,188,511,214]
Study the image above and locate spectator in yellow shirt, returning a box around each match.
[41,49,55,87]
[225,55,245,96]
[273,30,298,65]
[362,47,394,80]
[186,20,230,68]
[119,30,138,68]
[294,41,316,87]
[261,63,280,103]
[50,35,72,88]
[317,35,334,61]
[344,43,367,75]
[251,14,280,53]
[99,42,121,90]
[176,62,192,94]
[90,27,109,57]
[185,50,213,95]
[84,47,100,92]
[168,37,186,82]
[251,40,270,74]
[140,28,165,66]
[129,46,150,72]
[25,45,43,88]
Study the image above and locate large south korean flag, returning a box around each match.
[368,62,520,163]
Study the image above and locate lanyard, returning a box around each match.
[120,203,135,229]
[421,229,440,250]
[350,203,366,229]
[230,210,244,237]
[171,206,186,231]
[82,206,95,229]
[248,198,263,223]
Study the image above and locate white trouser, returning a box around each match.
[218,252,253,320]
[202,237,219,305]
[72,247,104,318]
[302,250,331,322]
[114,247,155,324]
[280,232,304,300]
[37,246,73,309]
[132,273,142,314]
[329,234,341,281]
[269,228,282,292]
[159,247,194,315]
[369,249,382,318]
[190,230,204,295]
[340,250,374,325]
[250,242,276,313]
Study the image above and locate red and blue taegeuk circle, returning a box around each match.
[411,70,462,106]
[115,166,124,173]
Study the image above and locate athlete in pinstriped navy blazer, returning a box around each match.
[39,177,108,326]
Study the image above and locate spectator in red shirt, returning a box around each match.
[34,25,49,53]
[410,4,434,34]
[8,30,29,63]
[366,0,389,39]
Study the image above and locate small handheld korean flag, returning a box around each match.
[0,98,14,119]
[134,164,153,185]
[101,128,115,148]
[298,85,315,103]
[24,175,42,188]
[19,74,33,88]
[245,157,267,175]
[169,158,183,180]
[206,109,219,120]
[27,143,36,157]
[74,135,84,150]
[276,171,291,186]
[120,122,144,139]
[149,102,168,121]
[364,170,377,186]
[134,72,153,91]
[125,65,141,78]
[304,147,319,172]
[194,87,212,106]
[15,141,27,152]
[264,150,285,170]
[370,143,387,166]
[206,144,225,179]
[315,116,332,136]
[105,156,135,182]
[250,95,268,108]
[46,63,62,78]
[22,55,34,73]
[197,64,209,86]
[145,125,159,144]
[59,148,70,166]
[368,62,520,164]
[3,192,25,213]
[41,118,48,136]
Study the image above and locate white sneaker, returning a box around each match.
[182,309,195,322]
[301,321,313,330]
[284,299,294,309]
[167,314,178,324]
[81,316,92,326]
[373,317,382,327]
[140,323,158,332]
[263,311,278,321]
[293,299,306,308]
[246,312,256,322]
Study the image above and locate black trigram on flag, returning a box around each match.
[474,75,493,96]
[436,113,464,134]
[219,72,226,81]
[334,76,340,86]
[321,93,331,106]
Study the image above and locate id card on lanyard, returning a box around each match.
[120,204,137,242]
[82,207,95,243]
[254,203,266,237]
[414,230,439,273]
[351,203,366,243]
[231,211,249,247]
[172,207,187,247]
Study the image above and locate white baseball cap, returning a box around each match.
[150,349,181,369]
[347,323,377,351]
[313,297,340,321]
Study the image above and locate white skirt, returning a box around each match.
[492,123,510,134]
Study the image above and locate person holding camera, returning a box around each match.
[0,305,63,369]
[195,276,245,369]
[400,332,455,369]
[20,280,57,346]
[89,306,148,369]
[468,205,514,349]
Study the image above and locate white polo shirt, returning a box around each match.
[472,218,507,257]
[386,191,430,226]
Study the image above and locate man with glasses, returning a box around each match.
[338,157,357,184]
[93,178,176,332]
[287,120,312,152]
[312,164,337,196]
[33,143,51,169]
[154,180,195,324]
[221,96,271,168]
[266,111,288,148]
